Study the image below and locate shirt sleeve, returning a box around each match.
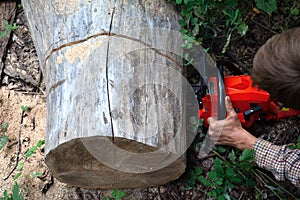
[253,138,300,188]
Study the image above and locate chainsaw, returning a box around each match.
[192,60,300,129]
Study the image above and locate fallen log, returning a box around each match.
[22,0,198,189]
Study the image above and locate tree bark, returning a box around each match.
[22,0,192,189]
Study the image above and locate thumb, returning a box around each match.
[207,116,216,125]
[225,96,236,115]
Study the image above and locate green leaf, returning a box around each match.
[225,168,235,178]
[197,175,211,186]
[231,9,240,25]
[0,135,8,151]
[291,7,299,16]
[30,172,42,178]
[194,167,202,176]
[237,23,248,36]
[228,150,236,163]
[118,191,126,199]
[16,162,24,171]
[12,182,24,200]
[21,106,29,112]
[217,194,226,200]
[214,158,225,175]
[216,146,227,153]
[111,189,118,197]
[215,177,223,185]
[25,146,37,157]
[225,0,238,7]
[2,190,9,199]
[231,176,241,184]
[3,20,9,27]
[176,0,183,4]
[111,189,125,200]
[255,0,277,13]
[239,149,254,162]
[208,171,217,180]
[13,172,22,181]
[36,140,45,148]
[224,193,231,200]
[0,30,9,40]
[0,122,9,129]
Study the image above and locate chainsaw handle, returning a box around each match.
[217,63,226,120]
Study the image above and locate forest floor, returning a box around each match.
[0,1,299,200]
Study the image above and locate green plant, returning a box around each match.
[0,20,18,40]
[0,123,9,151]
[255,0,277,13]
[20,106,29,112]
[104,189,126,200]
[187,147,297,199]
[25,140,45,158]
[290,135,300,150]
[171,0,280,53]
[0,182,24,200]
[203,149,256,199]
[172,0,249,53]
[30,172,42,179]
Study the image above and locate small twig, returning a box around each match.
[252,20,278,35]
[3,110,24,180]
[255,170,297,199]
[253,171,283,200]
[238,191,244,200]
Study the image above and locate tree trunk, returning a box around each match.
[22,0,195,189]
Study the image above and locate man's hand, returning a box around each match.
[207,96,257,150]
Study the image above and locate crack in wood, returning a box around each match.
[43,33,183,72]
[47,79,66,95]
[106,6,115,141]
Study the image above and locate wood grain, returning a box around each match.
[22,0,186,189]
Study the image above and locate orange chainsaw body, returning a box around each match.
[199,75,300,128]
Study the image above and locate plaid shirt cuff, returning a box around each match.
[253,138,300,187]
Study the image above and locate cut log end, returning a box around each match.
[45,137,186,189]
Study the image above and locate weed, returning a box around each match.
[25,140,45,158]
[171,0,280,53]
[30,172,42,179]
[104,189,126,200]
[255,0,277,13]
[188,148,256,199]
[0,182,24,200]
[20,106,29,112]
[0,123,9,151]
[0,20,18,40]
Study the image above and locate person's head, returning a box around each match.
[251,27,300,109]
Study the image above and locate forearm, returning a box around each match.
[253,138,300,187]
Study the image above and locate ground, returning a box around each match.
[0,1,299,200]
